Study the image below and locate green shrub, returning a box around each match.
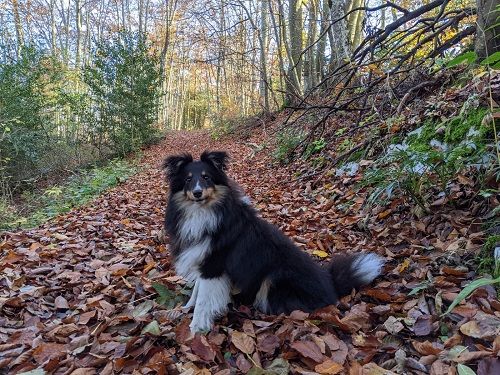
[273,128,305,163]
[0,48,83,184]
[83,32,161,156]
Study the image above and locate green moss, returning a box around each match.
[476,235,500,279]
[444,107,488,144]
[406,120,437,152]
[347,149,364,163]
[310,155,328,168]
[304,138,327,159]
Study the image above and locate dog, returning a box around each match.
[163,151,384,332]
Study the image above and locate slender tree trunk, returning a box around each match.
[259,0,270,112]
[304,0,318,91]
[75,0,83,68]
[268,0,286,105]
[286,0,303,104]
[144,0,151,33]
[11,0,24,57]
[139,0,144,34]
[347,0,362,45]
[50,0,57,56]
[352,1,364,49]
[315,0,330,84]
[329,0,350,68]
[159,0,179,125]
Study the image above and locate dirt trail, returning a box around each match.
[1,131,498,374]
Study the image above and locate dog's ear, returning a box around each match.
[200,151,229,171]
[162,153,193,180]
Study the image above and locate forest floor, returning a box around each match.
[0,129,499,375]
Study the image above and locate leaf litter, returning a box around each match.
[1,129,499,374]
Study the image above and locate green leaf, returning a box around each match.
[132,300,154,318]
[457,364,476,375]
[152,282,176,306]
[480,51,500,66]
[152,282,172,297]
[441,277,500,316]
[408,281,430,296]
[141,320,161,336]
[446,52,477,68]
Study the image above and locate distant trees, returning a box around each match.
[0,0,490,191]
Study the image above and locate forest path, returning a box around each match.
[1,131,498,374]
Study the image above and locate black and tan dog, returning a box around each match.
[163,151,384,332]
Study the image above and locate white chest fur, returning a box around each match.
[174,196,220,284]
[176,198,220,245]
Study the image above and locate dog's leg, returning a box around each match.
[183,278,199,309]
[189,275,231,333]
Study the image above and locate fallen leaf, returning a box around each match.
[191,334,216,362]
[54,295,70,309]
[384,316,404,334]
[291,340,324,363]
[33,343,66,364]
[231,330,255,354]
[315,359,343,374]
[141,320,161,336]
[313,250,328,258]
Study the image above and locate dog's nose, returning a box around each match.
[193,190,202,199]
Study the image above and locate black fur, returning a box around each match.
[164,151,383,315]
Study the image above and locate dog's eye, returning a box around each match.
[185,177,192,183]
[203,175,210,180]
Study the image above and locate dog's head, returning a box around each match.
[163,151,229,203]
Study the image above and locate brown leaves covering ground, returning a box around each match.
[1,130,499,375]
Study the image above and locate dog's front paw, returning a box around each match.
[189,321,211,333]
[189,315,213,333]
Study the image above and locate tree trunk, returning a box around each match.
[352,2,364,49]
[347,0,363,48]
[11,0,24,57]
[75,0,83,68]
[475,0,500,58]
[139,0,144,34]
[304,0,318,92]
[329,0,350,68]
[159,0,179,125]
[286,0,303,104]
[259,0,270,112]
[268,0,286,105]
[315,0,330,84]
[50,0,57,56]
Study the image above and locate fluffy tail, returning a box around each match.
[328,253,384,297]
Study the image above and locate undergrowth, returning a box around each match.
[477,234,500,280]
[362,103,497,211]
[0,158,138,230]
[273,128,305,163]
